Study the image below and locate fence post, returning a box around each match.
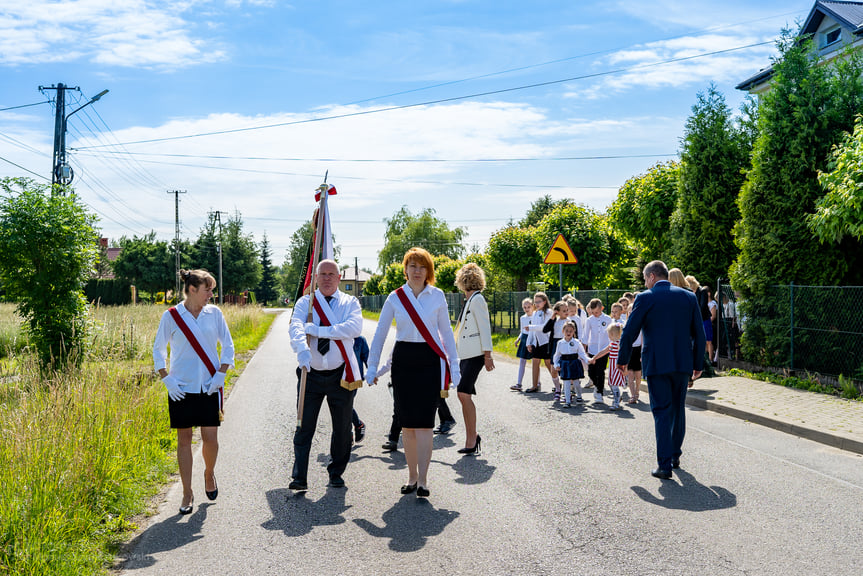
[605,287,609,308]
[789,281,794,371]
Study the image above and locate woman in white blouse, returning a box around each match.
[366,248,460,498]
[153,269,234,515]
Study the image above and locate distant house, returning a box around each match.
[339,267,372,295]
[95,238,121,279]
[737,0,863,94]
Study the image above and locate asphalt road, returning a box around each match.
[118,311,863,576]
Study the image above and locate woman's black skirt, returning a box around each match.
[531,341,551,360]
[168,392,221,429]
[391,341,442,429]
[628,346,642,372]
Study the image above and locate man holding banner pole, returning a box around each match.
[289,258,362,490]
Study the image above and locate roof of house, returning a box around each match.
[736,1,863,91]
[340,268,373,282]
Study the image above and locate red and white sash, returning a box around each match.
[395,285,451,393]
[169,306,224,413]
[312,293,362,389]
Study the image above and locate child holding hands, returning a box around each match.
[588,323,628,410]
[553,321,590,407]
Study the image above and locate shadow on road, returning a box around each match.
[353,496,459,552]
[451,455,496,485]
[261,487,351,537]
[630,469,737,511]
[116,502,213,570]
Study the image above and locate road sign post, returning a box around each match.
[543,234,578,297]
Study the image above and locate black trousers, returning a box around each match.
[292,366,354,482]
[588,353,608,394]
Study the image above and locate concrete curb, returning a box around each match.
[633,380,863,456]
[683,392,863,455]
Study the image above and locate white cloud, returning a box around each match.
[562,32,777,96]
[0,0,225,68]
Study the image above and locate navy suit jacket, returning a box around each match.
[618,280,706,377]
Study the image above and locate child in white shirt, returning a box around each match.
[584,298,612,403]
[553,321,590,407]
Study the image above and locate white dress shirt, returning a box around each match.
[585,313,612,354]
[366,283,460,384]
[526,308,551,347]
[289,289,363,371]
[153,302,235,394]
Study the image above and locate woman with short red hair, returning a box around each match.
[366,247,460,498]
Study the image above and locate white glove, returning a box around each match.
[207,371,226,395]
[365,366,377,385]
[163,375,185,402]
[304,323,319,338]
[298,349,312,371]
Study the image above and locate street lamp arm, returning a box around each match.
[65,89,109,122]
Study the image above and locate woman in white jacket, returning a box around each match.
[453,263,495,455]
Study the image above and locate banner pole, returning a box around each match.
[297,173,329,430]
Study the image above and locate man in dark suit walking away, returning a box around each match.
[618,260,706,479]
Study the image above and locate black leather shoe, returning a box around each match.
[382,440,398,451]
[651,468,673,480]
[671,459,680,469]
[288,480,308,491]
[400,482,417,494]
[416,486,430,498]
[434,420,456,435]
[179,497,193,515]
[328,476,345,488]
[205,473,218,501]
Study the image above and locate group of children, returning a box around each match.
[512,292,642,411]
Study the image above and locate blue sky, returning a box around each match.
[0,0,814,272]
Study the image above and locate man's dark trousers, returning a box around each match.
[292,365,354,483]
[647,371,689,471]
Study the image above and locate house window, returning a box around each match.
[345,283,353,291]
[822,26,841,48]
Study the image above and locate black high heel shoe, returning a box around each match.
[205,473,218,501]
[457,435,482,455]
[400,482,418,494]
[179,496,194,515]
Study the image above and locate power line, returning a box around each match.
[73,153,626,189]
[80,150,677,163]
[345,9,803,106]
[0,155,49,180]
[0,101,50,112]
[75,40,772,150]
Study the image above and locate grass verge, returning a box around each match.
[0,304,274,576]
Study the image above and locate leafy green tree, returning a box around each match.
[256,232,278,305]
[112,232,175,296]
[220,212,261,296]
[535,204,630,290]
[279,220,314,301]
[519,195,572,228]
[731,33,863,366]
[607,161,679,263]
[669,84,750,284]
[0,178,99,368]
[362,273,384,295]
[377,206,465,271]
[486,225,540,290]
[810,114,863,242]
[731,34,863,295]
[433,255,461,293]
[380,262,405,293]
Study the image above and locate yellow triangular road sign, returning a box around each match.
[543,234,578,264]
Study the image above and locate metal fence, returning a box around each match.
[717,283,863,380]
[359,289,632,335]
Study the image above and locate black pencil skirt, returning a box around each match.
[391,341,443,429]
[168,392,221,429]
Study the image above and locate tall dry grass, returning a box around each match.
[0,303,274,576]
